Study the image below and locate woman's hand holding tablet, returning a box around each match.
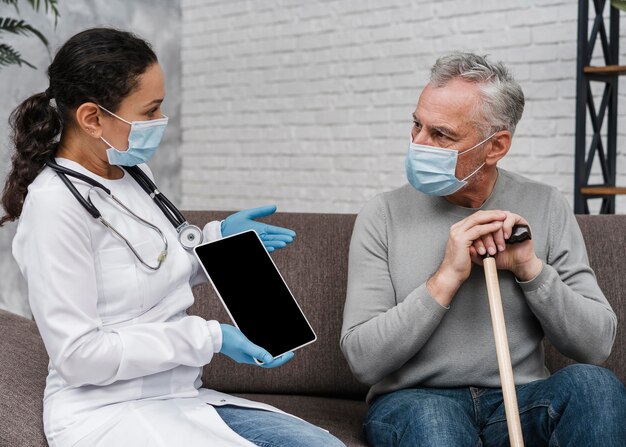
[194,230,317,360]
[219,324,294,368]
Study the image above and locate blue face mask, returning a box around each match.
[98,105,168,166]
[405,132,496,196]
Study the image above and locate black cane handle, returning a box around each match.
[506,224,532,244]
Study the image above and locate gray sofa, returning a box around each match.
[1,211,624,446]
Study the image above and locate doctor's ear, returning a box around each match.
[75,102,104,138]
[485,130,512,166]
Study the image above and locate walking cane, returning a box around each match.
[482,224,531,447]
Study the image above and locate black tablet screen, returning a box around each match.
[194,230,316,357]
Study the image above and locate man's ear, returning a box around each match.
[485,130,512,166]
[75,102,103,138]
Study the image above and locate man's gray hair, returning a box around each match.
[430,52,525,136]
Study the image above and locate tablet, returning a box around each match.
[193,230,317,359]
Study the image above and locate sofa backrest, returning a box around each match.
[186,211,625,399]
[543,215,625,382]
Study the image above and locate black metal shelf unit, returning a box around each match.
[575,0,626,214]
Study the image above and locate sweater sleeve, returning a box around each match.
[14,188,222,387]
[340,195,447,385]
[518,189,616,364]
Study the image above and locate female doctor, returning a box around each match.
[1,28,345,447]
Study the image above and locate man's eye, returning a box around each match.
[433,132,452,144]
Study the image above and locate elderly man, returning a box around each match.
[340,53,626,446]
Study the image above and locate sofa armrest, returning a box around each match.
[0,309,48,446]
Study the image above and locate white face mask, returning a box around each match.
[405,132,496,196]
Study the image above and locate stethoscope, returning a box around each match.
[45,158,204,271]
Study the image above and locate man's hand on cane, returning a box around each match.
[427,210,509,307]
[468,211,543,282]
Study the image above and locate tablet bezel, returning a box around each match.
[193,230,317,359]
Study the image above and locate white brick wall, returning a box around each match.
[181,0,626,214]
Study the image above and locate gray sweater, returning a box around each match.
[340,169,617,404]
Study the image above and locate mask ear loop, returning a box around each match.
[457,131,498,181]
[460,162,486,182]
[458,131,498,156]
[98,104,131,152]
[100,135,124,152]
[98,104,132,125]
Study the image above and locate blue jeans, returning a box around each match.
[215,405,346,447]
[365,364,626,446]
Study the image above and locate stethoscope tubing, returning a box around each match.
[45,159,188,227]
[122,165,188,228]
[46,160,109,219]
[44,158,199,269]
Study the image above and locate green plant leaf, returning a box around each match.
[25,0,59,18]
[0,1,19,6]
[0,0,60,71]
[0,17,48,46]
[0,0,19,14]
[2,0,60,18]
[611,0,626,12]
[0,42,35,68]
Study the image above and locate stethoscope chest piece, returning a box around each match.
[178,223,203,250]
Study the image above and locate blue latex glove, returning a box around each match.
[221,205,296,252]
[219,324,294,368]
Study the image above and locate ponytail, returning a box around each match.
[0,91,61,226]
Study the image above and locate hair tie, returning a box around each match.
[44,88,53,99]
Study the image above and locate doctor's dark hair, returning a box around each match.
[0,27,157,226]
[429,52,525,137]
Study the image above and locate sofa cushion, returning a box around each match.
[542,215,626,383]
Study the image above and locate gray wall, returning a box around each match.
[0,0,182,317]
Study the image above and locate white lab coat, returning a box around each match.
[12,158,288,447]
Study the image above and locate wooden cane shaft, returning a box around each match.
[483,257,525,447]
